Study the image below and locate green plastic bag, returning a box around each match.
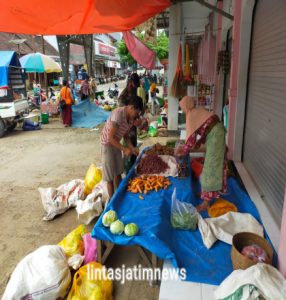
[147,127,158,137]
[170,188,198,230]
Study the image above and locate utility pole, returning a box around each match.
[42,35,49,98]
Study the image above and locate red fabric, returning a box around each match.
[62,104,72,126]
[0,0,170,34]
[191,158,204,179]
[123,31,156,69]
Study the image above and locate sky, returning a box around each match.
[44,36,58,50]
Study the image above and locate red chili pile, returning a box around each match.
[137,154,169,175]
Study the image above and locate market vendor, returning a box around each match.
[100,95,143,198]
[118,73,141,174]
[176,96,227,212]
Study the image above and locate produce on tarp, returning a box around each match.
[145,143,174,156]
[110,220,125,235]
[127,175,171,195]
[137,154,169,175]
[124,223,139,236]
[170,188,198,230]
[171,211,198,231]
[102,210,118,227]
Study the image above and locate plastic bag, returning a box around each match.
[83,233,97,265]
[76,191,103,225]
[83,164,102,195]
[2,245,71,300]
[67,262,113,300]
[58,224,88,258]
[68,254,84,270]
[147,126,158,137]
[170,188,198,230]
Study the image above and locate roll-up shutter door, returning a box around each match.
[243,0,286,221]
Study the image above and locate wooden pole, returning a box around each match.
[42,35,49,100]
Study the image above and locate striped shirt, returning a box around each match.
[100,107,133,145]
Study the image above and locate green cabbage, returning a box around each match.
[102,210,118,227]
[124,223,139,236]
[110,220,125,235]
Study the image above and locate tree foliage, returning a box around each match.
[116,32,169,66]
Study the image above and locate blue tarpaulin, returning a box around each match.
[92,152,275,285]
[0,51,21,88]
[72,100,111,128]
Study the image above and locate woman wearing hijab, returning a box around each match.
[176,96,227,211]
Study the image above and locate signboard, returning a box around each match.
[99,43,115,57]
[94,41,116,58]
[105,60,121,69]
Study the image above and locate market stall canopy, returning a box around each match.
[123,31,156,69]
[0,0,171,35]
[0,51,21,88]
[20,53,62,73]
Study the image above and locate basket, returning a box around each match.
[231,232,273,270]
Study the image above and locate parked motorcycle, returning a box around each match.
[28,89,47,111]
[108,83,119,99]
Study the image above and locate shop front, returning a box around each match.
[94,41,121,79]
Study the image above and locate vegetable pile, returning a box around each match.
[145,143,174,156]
[127,175,171,195]
[102,210,139,237]
[137,154,169,175]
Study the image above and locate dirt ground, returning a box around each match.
[0,117,174,299]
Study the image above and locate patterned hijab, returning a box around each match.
[179,96,214,140]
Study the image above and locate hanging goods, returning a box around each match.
[171,43,187,98]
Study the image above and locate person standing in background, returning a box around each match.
[80,76,90,101]
[143,75,150,104]
[59,79,74,127]
[137,79,146,109]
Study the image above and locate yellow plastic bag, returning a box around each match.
[58,224,88,258]
[84,164,102,195]
[68,262,113,300]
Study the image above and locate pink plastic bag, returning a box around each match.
[83,233,97,265]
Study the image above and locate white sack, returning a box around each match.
[2,245,71,300]
[198,212,264,249]
[39,179,84,221]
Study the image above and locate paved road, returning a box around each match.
[95,78,163,101]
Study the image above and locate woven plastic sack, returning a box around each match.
[58,224,88,258]
[83,164,102,195]
[170,188,198,230]
[2,245,71,300]
[67,262,113,300]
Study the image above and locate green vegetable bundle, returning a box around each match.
[171,211,198,230]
